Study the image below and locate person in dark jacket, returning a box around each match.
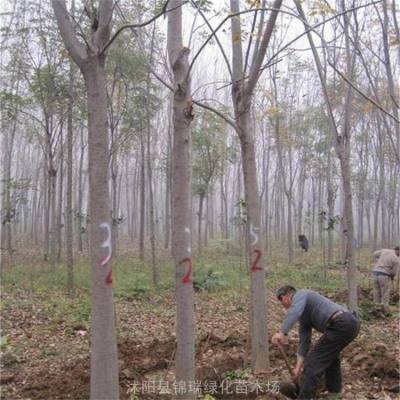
[272,285,360,399]
[298,235,309,252]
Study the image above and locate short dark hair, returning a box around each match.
[276,285,296,300]
[395,246,400,251]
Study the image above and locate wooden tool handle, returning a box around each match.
[277,344,297,381]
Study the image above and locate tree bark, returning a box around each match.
[326,149,335,264]
[43,150,50,261]
[381,0,400,156]
[77,128,85,253]
[53,1,119,398]
[273,92,294,263]
[84,60,119,400]
[198,194,204,254]
[66,49,74,296]
[294,0,358,310]
[111,152,119,257]
[139,135,146,260]
[228,0,282,371]
[168,1,195,397]
[57,134,64,263]
[144,28,158,285]
[1,110,17,269]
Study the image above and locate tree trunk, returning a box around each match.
[125,157,133,241]
[48,118,58,268]
[31,161,40,246]
[327,149,335,264]
[382,0,400,156]
[311,177,316,246]
[111,154,118,257]
[229,0,282,371]
[77,128,85,252]
[57,137,64,263]
[224,171,229,240]
[0,71,20,270]
[146,103,158,284]
[339,150,357,309]
[208,193,214,241]
[132,157,140,241]
[66,54,74,296]
[237,112,269,372]
[168,1,195,397]
[49,160,57,267]
[337,1,358,311]
[164,143,171,249]
[219,170,225,239]
[205,195,209,248]
[366,200,372,248]
[297,164,306,237]
[263,141,270,251]
[164,96,173,250]
[1,117,16,270]
[274,105,293,263]
[294,0,358,310]
[84,61,119,400]
[144,32,158,284]
[139,135,145,260]
[198,194,204,255]
[43,150,50,261]
[53,1,119,397]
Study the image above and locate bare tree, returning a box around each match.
[167,0,195,396]
[293,0,358,310]
[65,0,76,295]
[229,0,283,372]
[52,1,119,398]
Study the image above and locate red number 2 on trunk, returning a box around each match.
[251,249,262,272]
[179,257,193,283]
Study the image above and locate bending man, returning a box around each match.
[272,286,360,399]
[372,246,400,307]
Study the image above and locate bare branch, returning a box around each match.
[100,1,187,55]
[188,6,320,82]
[293,0,399,124]
[248,0,267,75]
[189,0,232,79]
[192,99,236,131]
[94,0,114,48]
[243,4,260,77]
[328,60,400,123]
[52,0,87,66]
[245,0,283,97]
[149,67,174,92]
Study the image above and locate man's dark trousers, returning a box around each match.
[297,312,360,399]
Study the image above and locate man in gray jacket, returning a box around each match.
[272,286,360,399]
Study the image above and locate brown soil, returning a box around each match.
[1,288,399,400]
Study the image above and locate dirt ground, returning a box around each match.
[1,287,399,400]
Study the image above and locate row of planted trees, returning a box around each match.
[1,2,399,266]
[1,0,399,398]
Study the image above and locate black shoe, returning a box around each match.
[279,381,299,399]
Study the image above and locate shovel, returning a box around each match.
[277,344,300,392]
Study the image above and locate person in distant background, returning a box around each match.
[372,246,400,306]
[298,234,309,252]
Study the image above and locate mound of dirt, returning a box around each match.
[119,337,175,373]
[20,357,89,400]
[348,342,400,397]
[19,332,250,400]
[332,286,399,307]
[333,287,373,303]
